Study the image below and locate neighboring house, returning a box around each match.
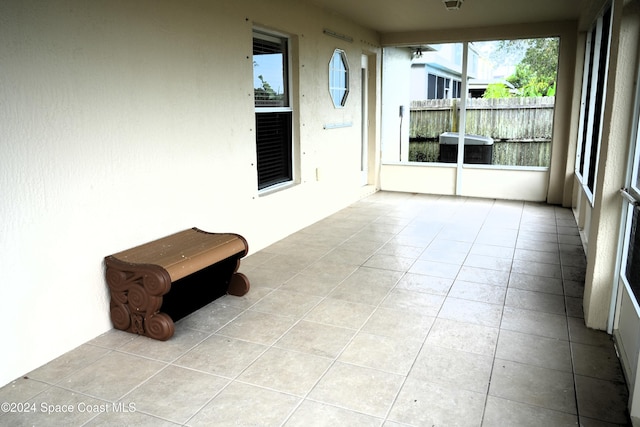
[410,43,481,100]
[3,0,640,420]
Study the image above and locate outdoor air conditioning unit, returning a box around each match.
[443,0,463,10]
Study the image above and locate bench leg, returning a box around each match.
[228,272,250,296]
[105,256,175,341]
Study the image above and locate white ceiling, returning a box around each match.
[307,0,607,33]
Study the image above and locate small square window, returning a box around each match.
[329,49,349,107]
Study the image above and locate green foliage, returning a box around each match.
[483,83,511,99]
[503,38,559,97]
[254,75,281,102]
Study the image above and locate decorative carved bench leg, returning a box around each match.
[104,256,175,341]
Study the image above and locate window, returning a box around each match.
[408,39,559,167]
[576,5,613,201]
[329,49,349,107]
[253,30,293,190]
[426,73,459,100]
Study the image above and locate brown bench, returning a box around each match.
[104,228,250,340]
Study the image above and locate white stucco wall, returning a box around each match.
[0,0,380,386]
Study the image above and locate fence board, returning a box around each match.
[410,97,555,141]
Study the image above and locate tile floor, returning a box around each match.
[0,192,632,426]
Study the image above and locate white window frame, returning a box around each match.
[329,49,349,108]
[253,28,296,192]
[575,5,613,205]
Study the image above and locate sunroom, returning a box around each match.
[1,0,639,424]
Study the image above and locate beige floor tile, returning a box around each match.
[217,310,295,345]
[572,342,625,382]
[395,273,453,296]
[501,306,568,340]
[274,320,355,358]
[308,362,404,418]
[0,376,49,403]
[505,288,566,315]
[86,410,181,426]
[118,327,209,362]
[427,239,473,254]
[409,259,461,279]
[284,400,383,426]
[341,266,404,288]
[362,307,435,340]
[301,259,359,282]
[213,286,273,310]
[320,247,373,266]
[279,273,341,297]
[496,329,572,372]
[88,329,137,349]
[567,317,613,347]
[512,259,563,278]
[189,382,300,426]
[508,272,564,295]
[26,344,111,384]
[376,242,424,259]
[381,288,445,316]
[328,281,394,306]
[124,365,228,423]
[464,254,512,272]
[456,265,510,287]
[363,253,415,271]
[388,377,485,427]
[238,347,331,396]
[58,351,165,401]
[304,298,375,330]
[575,375,629,424]
[449,280,507,305]
[438,297,503,327]
[516,239,559,252]
[174,334,266,378]
[1,386,107,426]
[425,318,498,356]
[86,410,180,426]
[514,248,560,264]
[470,243,515,259]
[410,344,493,394]
[339,332,423,375]
[489,359,576,414]
[249,289,323,319]
[418,247,468,264]
[177,301,243,333]
[483,396,578,427]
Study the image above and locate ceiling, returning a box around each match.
[307,0,607,34]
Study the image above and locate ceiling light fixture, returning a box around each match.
[442,0,463,11]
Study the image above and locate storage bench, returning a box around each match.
[104,227,250,340]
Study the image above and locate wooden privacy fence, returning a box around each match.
[409,97,555,166]
[410,97,555,141]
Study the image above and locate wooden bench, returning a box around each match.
[104,228,250,341]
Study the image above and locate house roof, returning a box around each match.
[305,0,607,33]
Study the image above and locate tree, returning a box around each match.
[504,38,559,97]
[483,83,511,99]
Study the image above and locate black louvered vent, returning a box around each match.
[256,112,292,190]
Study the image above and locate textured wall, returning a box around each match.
[0,0,380,386]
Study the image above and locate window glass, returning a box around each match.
[408,38,558,167]
[329,49,349,107]
[253,32,288,108]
